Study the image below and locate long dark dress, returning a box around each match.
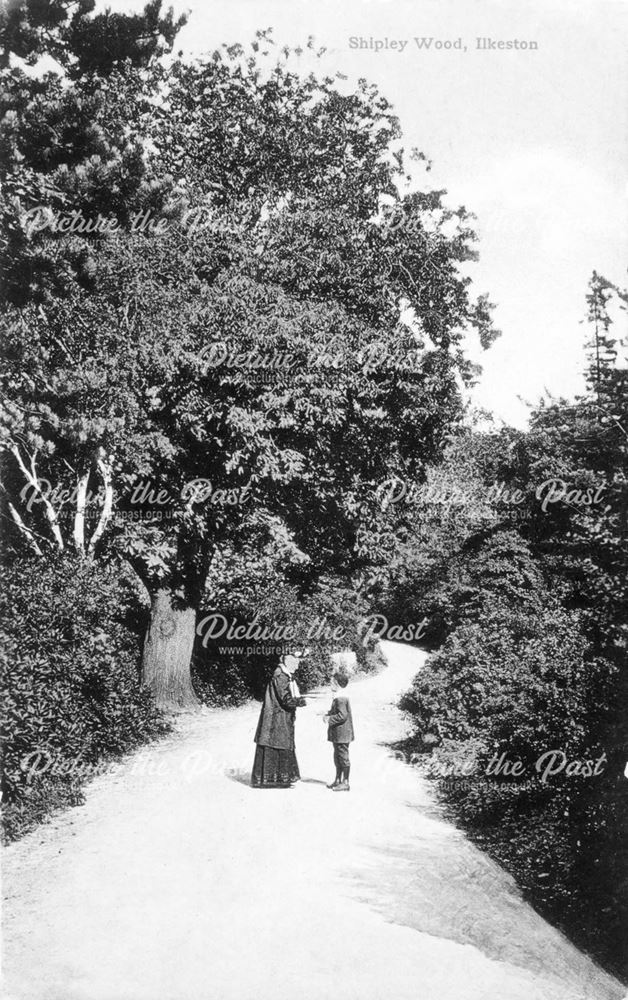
[251,668,303,788]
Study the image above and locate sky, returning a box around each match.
[104,0,628,426]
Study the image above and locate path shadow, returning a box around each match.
[224,768,252,786]
[224,770,328,789]
[340,839,592,986]
[384,736,424,760]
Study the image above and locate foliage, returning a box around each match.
[194,554,372,704]
[1,39,496,579]
[401,599,608,754]
[393,274,628,980]
[0,555,169,841]
[0,0,186,75]
[0,31,500,709]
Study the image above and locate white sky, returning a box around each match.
[105,0,628,426]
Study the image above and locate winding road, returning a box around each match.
[2,642,624,1000]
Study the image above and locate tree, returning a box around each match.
[0,0,187,305]
[1,39,498,708]
[393,274,628,980]
[585,271,620,415]
[0,0,186,74]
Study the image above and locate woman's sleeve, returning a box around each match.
[273,672,299,710]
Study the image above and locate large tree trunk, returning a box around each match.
[142,589,199,710]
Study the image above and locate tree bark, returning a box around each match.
[141,589,199,710]
[87,453,114,557]
[10,444,64,551]
[6,500,44,555]
[73,471,89,555]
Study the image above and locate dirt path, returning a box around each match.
[1,642,624,1000]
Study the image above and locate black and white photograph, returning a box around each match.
[0,0,627,997]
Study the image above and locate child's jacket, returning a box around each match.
[326,695,355,743]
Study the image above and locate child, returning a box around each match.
[323,668,354,791]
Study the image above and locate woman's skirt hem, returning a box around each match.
[251,744,300,788]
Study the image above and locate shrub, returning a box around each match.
[399,585,626,980]
[193,575,372,705]
[400,600,611,757]
[0,556,169,841]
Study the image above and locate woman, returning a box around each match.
[251,653,306,788]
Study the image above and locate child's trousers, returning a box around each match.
[333,743,350,771]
